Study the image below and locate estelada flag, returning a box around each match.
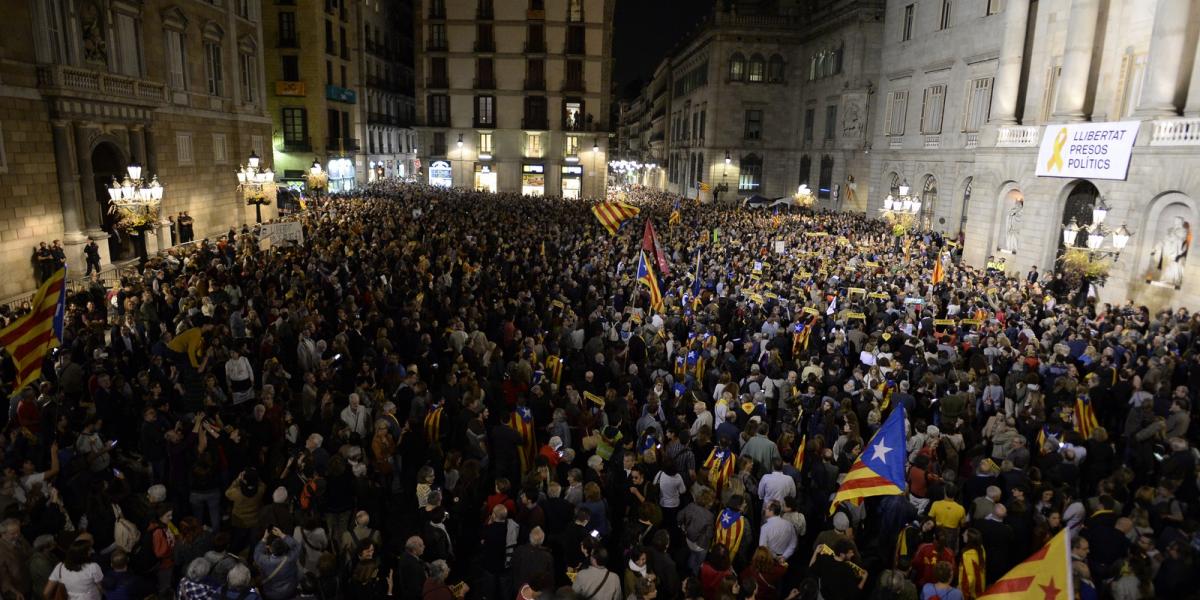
[507,406,536,473]
[829,404,907,511]
[977,528,1073,600]
[591,201,640,235]
[1075,395,1099,439]
[0,267,66,394]
[703,447,736,490]
[636,251,664,313]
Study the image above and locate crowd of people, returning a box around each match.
[0,181,1198,600]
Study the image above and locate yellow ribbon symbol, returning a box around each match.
[1046,127,1068,172]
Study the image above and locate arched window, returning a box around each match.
[748,53,765,82]
[729,53,745,81]
[767,54,784,83]
[921,174,938,229]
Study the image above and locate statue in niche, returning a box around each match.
[1004,198,1023,254]
[80,1,107,65]
[1150,216,1191,289]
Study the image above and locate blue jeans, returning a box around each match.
[189,490,221,531]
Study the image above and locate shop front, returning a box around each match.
[327,158,356,192]
[561,165,582,199]
[522,163,545,196]
[428,159,452,188]
[474,163,497,192]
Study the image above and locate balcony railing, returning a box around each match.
[526,8,545,19]
[426,40,448,51]
[369,113,399,126]
[1150,118,1200,146]
[996,125,1040,147]
[326,137,360,151]
[474,78,496,90]
[525,41,546,53]
[476,7,494,19]
[888,137,903,149]
[426,77,449,89]
[562,79,585,92]
[37,64,167,105]
[923,134,941,149]
[566,41,585,55]
[430,145,447,156]
[277,37,299,48]
[474,40,496,52]
[279,137,312,152]
[522,117,549,130]
[964,132,979,149]
[474,119,496,129]
[524,78,545,91]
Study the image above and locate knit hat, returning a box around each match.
[273,486,288,504]
[832,512,850,532]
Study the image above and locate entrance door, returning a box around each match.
[91,142,135,261]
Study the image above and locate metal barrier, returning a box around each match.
[0,261,139,312]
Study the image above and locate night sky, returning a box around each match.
[613,0,715,97]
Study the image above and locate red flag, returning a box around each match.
[642,220,671,277]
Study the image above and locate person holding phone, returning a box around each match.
[74,416,112,475]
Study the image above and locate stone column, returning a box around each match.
[1184,39,1200,116]
[52,120,88,271]
[1053,0,1101,122]
[143,123,158,175]
[1136,0,1191,117]
[73,123,111,266]
[992,0,1032,125]
[128,125,145,165]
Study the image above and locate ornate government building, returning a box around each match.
[0,0,273,296]
[623,0,1200,308]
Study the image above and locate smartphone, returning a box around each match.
[108,439,119,448]
[332,353,343,361]
[590,529,600,539]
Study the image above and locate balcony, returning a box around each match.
[562,79,585,93]
[326,137,360,152]
[476,7,494,19]
[369,113,399,126]
[365,40,390,58]
[430,144,447,156]
[964,132,979,149]
[522,117,549,130]
[888,137,903,149]
[474,119,496,129]
[565,41,585,55]
[37,64,167,106]
[426,40,448,51]
[527,8,545,19]
[426,77,449,89]
[277,37,299,49]
[1150,118,1200,146]
[474,77,496,90]
[525,40,546,53]
[474,40,496,52]
[275,81,305,96]
[996,125,1040,147]
[279,137,312,152]
[923,134,941,149]
[524,78,545,91]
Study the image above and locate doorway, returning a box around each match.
[91,142,136,261]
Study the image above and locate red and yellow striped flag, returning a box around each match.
[508,405,537,473]
[932,256,945,285]
[704,447,736,490]
[977,528,1072,600]
[591,201,640,235]
[1,268,66,394]
[1075,396,1098,439]
[712,507,745,553]
[793,435,807,470]
[424,404,444,443]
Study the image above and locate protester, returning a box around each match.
[0,181,1197,600]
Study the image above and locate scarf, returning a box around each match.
[627,559,648,577]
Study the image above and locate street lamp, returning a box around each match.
[715,150,731,203]
[106,162,165,260]
[305,159,328,208]
[236,151,276,224]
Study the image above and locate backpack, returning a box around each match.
[112,504,141,553]
[129,524,162,575]
[299,476,324,512]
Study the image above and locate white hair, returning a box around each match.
[186,558,212,581]
[227,564,252,588]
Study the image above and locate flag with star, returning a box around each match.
[792,435,807,470]
[712,507,746,554]
[1074,395,1098,439]
[829,404,907,511]
[977,528,1073,600]
[507,405,536,473]
[703,447,736,490]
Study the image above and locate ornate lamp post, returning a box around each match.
[879,180,921,240]
[1058,197,1132,302]
[714,150,731,203]
[106,162,164,260]
[236,151,277,224]
[306,159,328,208]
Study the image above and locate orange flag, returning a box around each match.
[932,256,945,285]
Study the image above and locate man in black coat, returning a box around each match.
[396,536,427,600]
[974,504,1015,584]
[511,526,554,589]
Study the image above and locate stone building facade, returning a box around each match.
[870,0,1200,309]
[357,0,419,183]
[413,0,615,199]
[0,0,271,296]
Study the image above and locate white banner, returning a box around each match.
[1035,121,1140,180]
[260,221,305,246]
